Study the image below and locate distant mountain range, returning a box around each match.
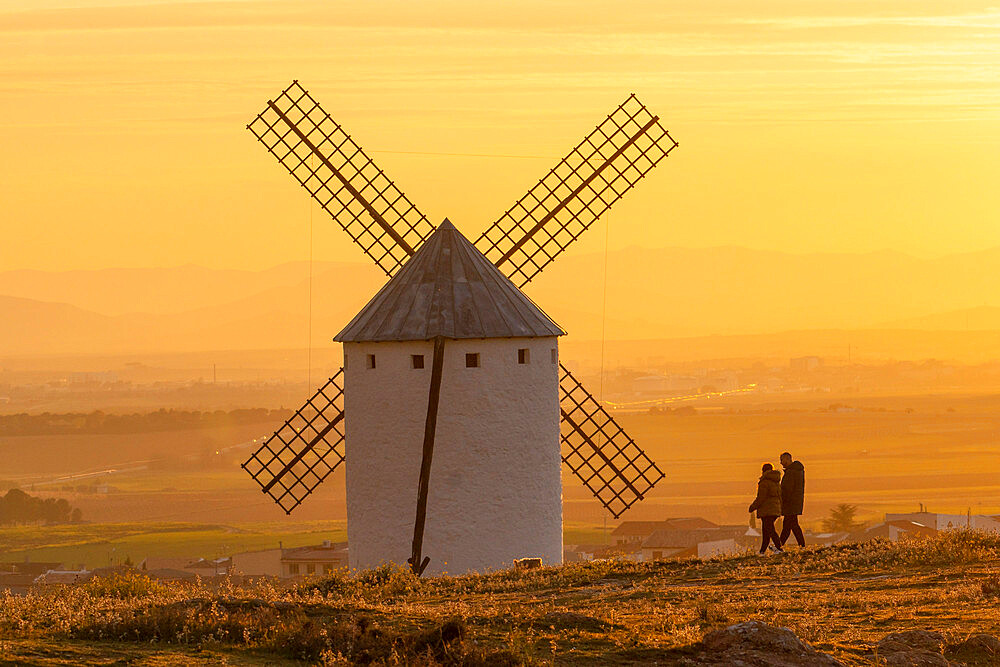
[1,246,997,357]
[878,306,1000,331]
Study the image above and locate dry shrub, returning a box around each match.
[66,597,491,664]
[303,562,421,600]
[426,557,642,597]
[302,557,643,603]
[696,602,729,627]
[70,598,293,647]
[531,610,611,633]
[717,530,1000,578]
[82,571,167,599]
[980,574,1000,598]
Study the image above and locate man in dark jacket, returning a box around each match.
[778,452,806,547]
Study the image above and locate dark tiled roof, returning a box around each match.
[281,542,348,562]
[34,570,92,585]
[885,520,937,536]
[335,219,565,342]
[641,529,736,549]
[662,517,718,531]
[611,521,666,537]
[0,561,62,576]
[612,518,719,537]
[146,568,199,581]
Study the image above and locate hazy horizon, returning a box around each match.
[7,240,1000,274]
[1,243,1000,362]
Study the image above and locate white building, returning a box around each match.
[335,220,565,576]
[884,512,1000,533]
[230,542,348,578]
[281,542,348,577]
[640,529,740,561]
[852,520,936,543]
[229,549,284,577]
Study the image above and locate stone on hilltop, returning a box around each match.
[945,633,1000,666]
[692,621,845,666]
[876,630,951,666]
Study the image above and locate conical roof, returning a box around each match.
[335,220,565,342]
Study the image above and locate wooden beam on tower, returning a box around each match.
[409,335,446,576]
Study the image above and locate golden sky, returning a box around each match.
[1,0,998,271]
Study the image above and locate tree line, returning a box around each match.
[0,408,289,436]
[0,489,82,525]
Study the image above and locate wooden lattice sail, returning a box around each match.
[559,364,665,518]
[242,371,346,514]
[247,81,436,276]
[475,94,678,287]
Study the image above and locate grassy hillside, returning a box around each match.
[4,531,1000,664]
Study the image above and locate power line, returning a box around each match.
[308,155,314,388]
[369,149,552,160]
[369,148,615,162]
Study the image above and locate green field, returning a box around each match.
[0,521,347,569]
[8,389,1000,530]
[0,521,607,569]
[5,389,1000,554]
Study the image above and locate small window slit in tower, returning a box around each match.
[518,348,530,364]
[411,354,425,369]
[366,354,376,369]
[465,353,480,368]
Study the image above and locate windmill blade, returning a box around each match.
[242,371,346,514]
[247,81,436,276]
[476,95,677,287]
[559,363,665,519]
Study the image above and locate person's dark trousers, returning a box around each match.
[759,515,781,553]
[779,514,806,547]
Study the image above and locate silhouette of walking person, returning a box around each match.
[749,463,783,554]
[778,451,806,548]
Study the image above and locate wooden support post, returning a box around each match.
[409,336,446,576]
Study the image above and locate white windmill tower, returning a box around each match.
[336,219,564,574]
[242,82,677,575]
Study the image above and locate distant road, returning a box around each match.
[17,435,269,489]
[607,385,758,412]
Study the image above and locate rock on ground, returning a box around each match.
[682,621,845,666]
[873,629,1000,666]
[945,634,1000,666]
[876,630,950,666]
[672,622,1000,666]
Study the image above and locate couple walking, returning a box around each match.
[748,452,805,555]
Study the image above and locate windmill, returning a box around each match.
[242,81,677,576]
